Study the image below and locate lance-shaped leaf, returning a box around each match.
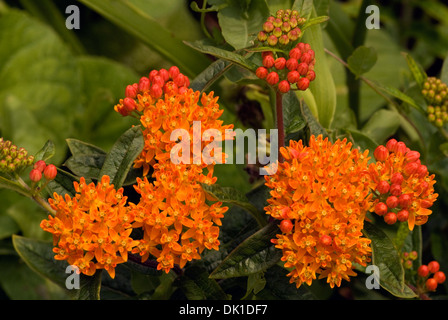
[12,235,102,300]
[99,126,144,189]
[201,183,267,228]
[189,59,233,93]
[403,52,427,89]
[347,46,378,77]
[184,40,258,71]
[34,140,55,163]
[363,222,417,298]
[209,222,282,279]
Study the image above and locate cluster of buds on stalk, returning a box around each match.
[257,9,306,47]
[417,260,446,292]
[370,139,437,229]
[256,42,316,93]
[114,66,190,116]
[422,77,448,127]
[29,160,57,184]
[0,138,34,175]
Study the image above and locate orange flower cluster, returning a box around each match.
[41,176,137,278]
[265,135,373,288]
[369,139,438,230]
[126,86,233,273]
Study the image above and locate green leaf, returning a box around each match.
[363,222,417,298]
[46,168,79,198]
[301,15,330,32]
[190,59,233,93]
[300,99,328,138]
[345,129,379,152]
[34,140,55,163]
[99,126,144,189]
[12,235,102,300]
[217,0,269,50]
[403,52,427,89]
[282,91,306,136]
[441,53,448,85]
[347,46,378,77]
[184,40,258,71]
[65,154,106,180]
[201,183,267,227]
[78,0,208,77]
[361,109,401,144]
[0,9,82,164]
[179,263,229,300]
[368,79,426,114]
[209,222,282,279]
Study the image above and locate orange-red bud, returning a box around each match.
[280,219,293,233]
[374,145,389,161]
[29,168,42,182]
[428,261,440,273]
[43,164,57,180]
[384,212,397,224]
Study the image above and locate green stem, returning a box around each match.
[16,177,56,215]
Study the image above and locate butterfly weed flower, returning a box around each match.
[369,139,438,230]
[265,135,373,288]
[40,176,138,278]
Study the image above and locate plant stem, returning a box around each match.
[16,176,56,215]
[275,89,285,162]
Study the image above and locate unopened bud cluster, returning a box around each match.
[422,77,448,127]
[417,260,446,292]
[257,9,306,47]
[256,42,316,92]
[114,66,190,116]
[0,138,34,174]
[370,139,437,229]
[29,160,57,183]
[401,250,418,270]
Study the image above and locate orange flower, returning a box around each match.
[369,139,438,230]
[265,135,373,288]
[41,176,138,278]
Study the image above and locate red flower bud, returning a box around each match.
[168,66,180,79]
[158,68,170,82]
[150,84,163,99]
[386,196,398,208]
[374,202,388,216]
[395,141,407,155]
[256,67,269,79]
[300,52,312,64]
[373,145,389,161]
[266,71,279,85]
[278,34,289,46]
[263,21,274,33]
[125,84,138,98]
[280,219,293,233]
[426,278,438,291]
[404,162,419,176]
[286,58,299,71]
[289,48,302,60]
[148,70,159,82]
[274,57,286,70]
[376,180,390,194]
[390,172,403,185]
[385,139,397,152]
[138,77,150,92]
[123,97,136,113]
[33,160,46,172]
[29,169,42,182]
[428,261,440,273]
[262,55,275,68]
[258,31,268,42]
[434,271,446,284]
[287,71,300,83]
[417,165,428,178]
[296,77,310,91]
[418,265,429,277]
[173,74,187,87]
[278,80,290,93]
[306,70,316,81]
[43,164,57,180]
[384,212,397,224]
[390,183,402,196]
[320,235,332,246]
[152,75,165,88]
[405,150,420,163]
[397,209,409,222]
[398,194,411,208]
[297,62,308,76]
